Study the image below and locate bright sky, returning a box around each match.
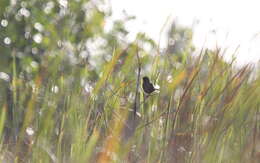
[110,0,260,65]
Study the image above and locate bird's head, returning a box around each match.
[142,76,150,83]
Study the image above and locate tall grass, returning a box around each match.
[0,45,260,163]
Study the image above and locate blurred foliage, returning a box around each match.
[0,0,260,163]
[166,22,195,63]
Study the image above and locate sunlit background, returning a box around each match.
[111,0,260,65]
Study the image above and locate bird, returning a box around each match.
[142,76,159,94]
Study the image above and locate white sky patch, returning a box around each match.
[110,0,260,65]
[0,72,10,81]
[26,127,34,136]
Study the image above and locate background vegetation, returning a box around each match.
[0,0,259,162]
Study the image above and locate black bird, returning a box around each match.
[142,76,159,94]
